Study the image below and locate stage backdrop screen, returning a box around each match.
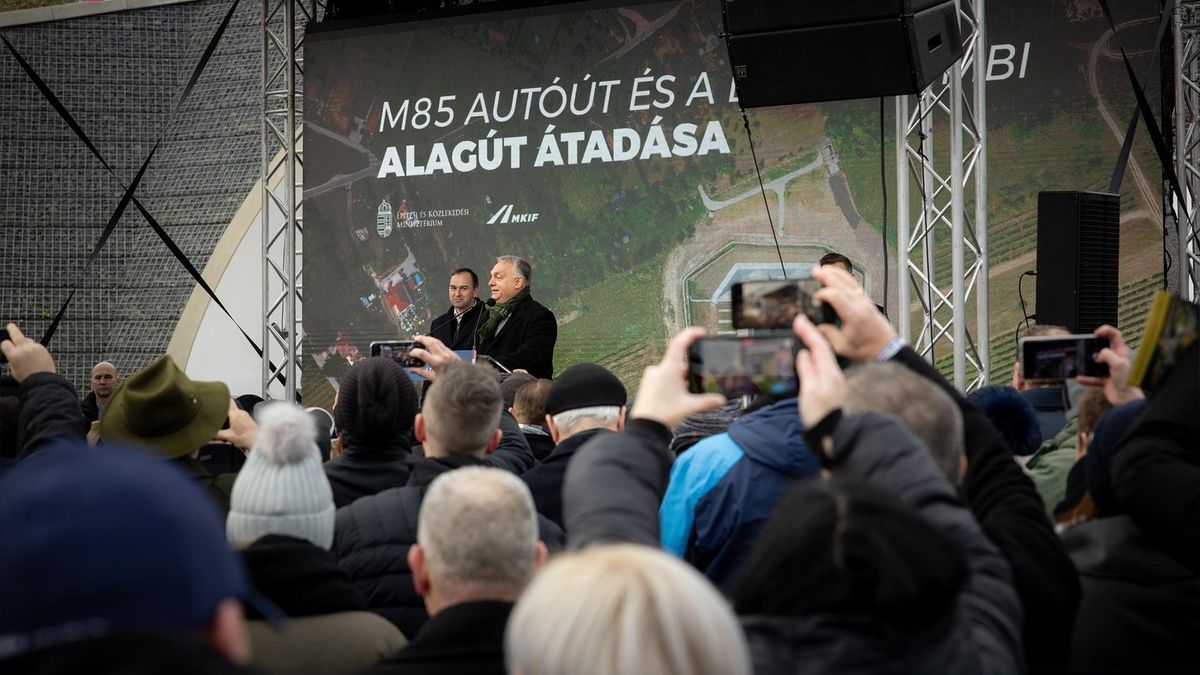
[303,0,1163,402]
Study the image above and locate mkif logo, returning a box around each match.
[486,204,540,225]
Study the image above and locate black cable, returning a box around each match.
[740,108,787,278]
[1013,316,1030,368]
[1164,244,1173,288]
[1016,270,1037,357]
[880,97,889,317]
[719,2,785,280]
[1162,214,1174,287]
[1018,270,1036,323]
[916,129,935,362]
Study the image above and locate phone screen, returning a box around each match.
[1020,335,1109,380]
[732,278,836,329]
[687,335,800,398]
[369,340,425,368]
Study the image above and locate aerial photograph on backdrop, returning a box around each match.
[302,0,1163,404]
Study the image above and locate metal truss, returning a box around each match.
[1175,0,1200,301]
[895,0,989,391]
[261,0,316,399]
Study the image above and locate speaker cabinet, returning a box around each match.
[722,0,963,107]
[1036,191,1121,334]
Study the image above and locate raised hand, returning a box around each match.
[810,266,898,362]
[629,327,726,429]
[1076,324,1144,405]
[793,314,847,430]
[1,323,56,383]
[409,335,463,381]
[214,398,258,452]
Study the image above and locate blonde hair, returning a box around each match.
[505,544,751,675]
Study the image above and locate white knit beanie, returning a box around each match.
[226,403,335,549]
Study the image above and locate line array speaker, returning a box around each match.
[722,0,964,107]
[1035,191,1121,334]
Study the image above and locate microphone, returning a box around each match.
[472,298,497,352]
[427,297,478,342]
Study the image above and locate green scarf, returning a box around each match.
[477,287,530,344]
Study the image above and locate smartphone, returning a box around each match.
[0,327,8,364]
[732,277,837,329]
[687,335,801,398]
[1019,334,1110,380]
[369,340,425,367]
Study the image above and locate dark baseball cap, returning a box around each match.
[0,440,283,647]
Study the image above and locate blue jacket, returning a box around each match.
[659,398,819,588]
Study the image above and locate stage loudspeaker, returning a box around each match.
[1035,191,1121,334]
[722,0,964,107]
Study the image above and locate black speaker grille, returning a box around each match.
[1076,193,1120,332]
[1035,191,1120,333]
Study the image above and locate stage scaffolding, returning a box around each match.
[1175,0,1200,302]
[895,0,989,391]
[260,1,993,394]
[260,0,316,400]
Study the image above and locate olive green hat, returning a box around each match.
[100,355,229,459]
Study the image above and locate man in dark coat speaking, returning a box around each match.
[476,256,557,378]
[427,267,485,351]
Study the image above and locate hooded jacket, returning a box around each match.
[659,398,819,588]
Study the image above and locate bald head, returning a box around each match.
[91,361,120,403]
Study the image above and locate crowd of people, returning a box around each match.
[1,259,1197,675]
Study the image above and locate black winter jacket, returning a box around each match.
[363,600,511,675]
[240,534,367,618]
[563,419,673,548]
[17,372,87,458]
[333,455,563,638]
[893,346,1080,671]
[521,428,609,529]
[740,412,1023,674]
[426,300,486,352]
[475,295,557,378]
[324,430,415,509]
[326,411,537,509]
[1111,341,1200,575]
[564,412,1024,675]
[1063,515,1200,671]
[80,390,101,423]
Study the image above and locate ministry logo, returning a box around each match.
[486,204,540,225]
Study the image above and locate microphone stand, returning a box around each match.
[427,297,478,343]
